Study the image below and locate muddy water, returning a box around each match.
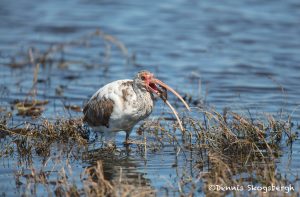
[0,0,300,196]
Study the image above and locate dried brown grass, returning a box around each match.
[0,103,299,196]
[138,108,299,196]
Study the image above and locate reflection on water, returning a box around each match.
[83,147,151,186]
[0,0,300,195]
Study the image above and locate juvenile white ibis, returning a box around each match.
[83,70,190,144]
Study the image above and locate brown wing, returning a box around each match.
[83,97,114,128]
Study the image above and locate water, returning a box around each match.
[0,0,300,196]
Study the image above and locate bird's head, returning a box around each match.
[134,70,191,131]
[134,70,191,111]
[134,70,190,131]
[134,71,158,94]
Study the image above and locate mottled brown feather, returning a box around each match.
[122,89,129,102]
[83,97,114,128]
[122,81,133,87]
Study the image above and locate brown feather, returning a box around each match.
[83,97,114,128]
[122,81,133,87]
[122,89,129,102]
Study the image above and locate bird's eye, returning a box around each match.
[141,76,146,80]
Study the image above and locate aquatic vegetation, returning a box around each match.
[0,105,298,196]
[135,109,299,196]
[5,30,130,70]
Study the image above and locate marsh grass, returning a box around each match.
[135,108,299,196]
[0,115,88,161]
[0,104,299,196]
[6,29,130,70]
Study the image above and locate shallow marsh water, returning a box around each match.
[0,0,300,196]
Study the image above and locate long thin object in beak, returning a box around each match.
[164,100,184,132]
[154,79,191,111]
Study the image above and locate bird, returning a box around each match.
[83,70,190,144]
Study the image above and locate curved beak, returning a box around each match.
[148,78,191,111]
[146,77,191,132]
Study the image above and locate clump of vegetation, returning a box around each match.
[0,104,299,196]
[137,108,299,196]
[0,114,88,160]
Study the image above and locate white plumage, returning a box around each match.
[83,70,190,144]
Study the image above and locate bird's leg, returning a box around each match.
[124,132,130,145]
[124,130,132,146]
[126,132,129,141]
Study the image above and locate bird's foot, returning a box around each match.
[123,139,132,146]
